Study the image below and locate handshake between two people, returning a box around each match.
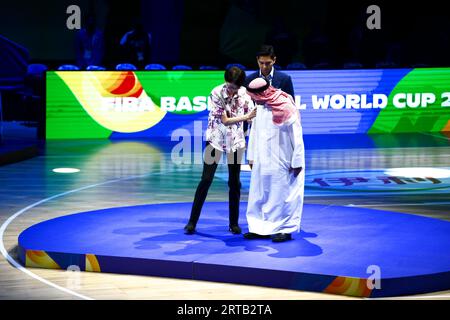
[221,108,257,126]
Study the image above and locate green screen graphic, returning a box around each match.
[46,71,224,139]
[369,68,450,133]
[46,69,450,139]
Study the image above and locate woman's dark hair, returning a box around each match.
[224,66,246,87]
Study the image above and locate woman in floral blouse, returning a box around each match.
[184,66,256,235]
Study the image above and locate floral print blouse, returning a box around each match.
[206,83,254,153]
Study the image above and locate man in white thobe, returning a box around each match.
[244,78,305,242]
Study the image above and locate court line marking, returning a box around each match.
[0,169,188,300]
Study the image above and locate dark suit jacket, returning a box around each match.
[245,69,295,97]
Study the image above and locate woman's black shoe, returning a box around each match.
[184,222,196,235]
[229,225,242,234]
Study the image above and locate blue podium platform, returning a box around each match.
[18,202,450,298]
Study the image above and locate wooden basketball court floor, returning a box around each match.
[0,135,449,300]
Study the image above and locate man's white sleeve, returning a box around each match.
[288,114,305,169]
[247,117,257,162]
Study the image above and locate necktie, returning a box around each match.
[263,74,272,84]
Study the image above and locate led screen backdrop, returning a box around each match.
[46,69,450,139]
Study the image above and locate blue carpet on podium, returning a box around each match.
[18,202,450,297]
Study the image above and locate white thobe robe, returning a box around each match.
[246,104,305,235]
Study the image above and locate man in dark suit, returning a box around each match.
[245,44,295,98]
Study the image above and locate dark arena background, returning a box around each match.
[0,0,449,307]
